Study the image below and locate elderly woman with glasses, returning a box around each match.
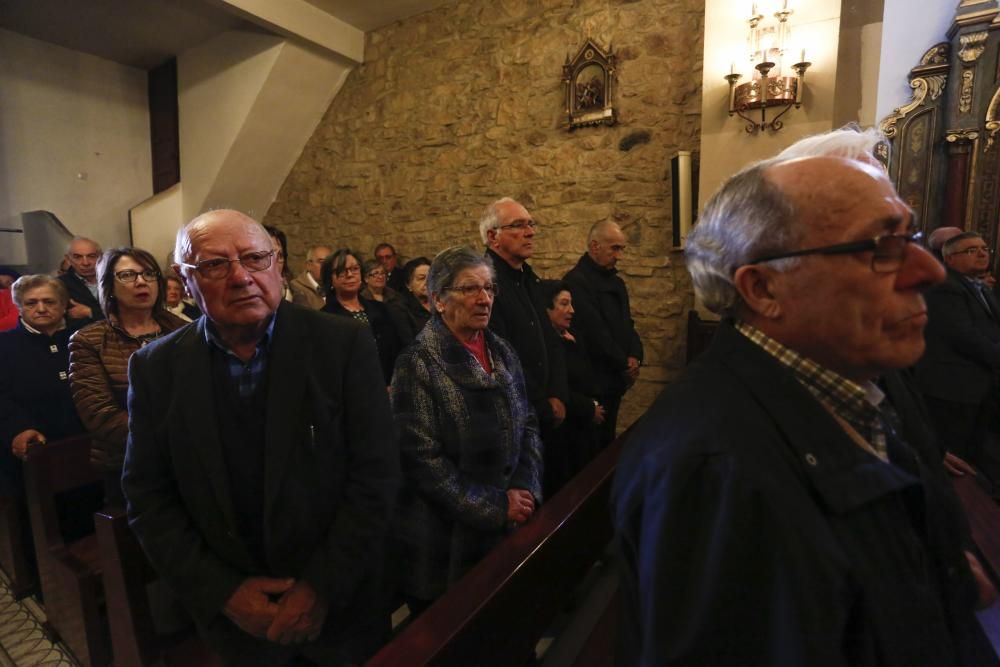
[321,249,404,385]
[69,248,186,505]
[390,246,542,614]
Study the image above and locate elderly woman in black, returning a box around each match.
[390,246,542,614]
[0,275,99,543]
[390,256,432,340]
[321,248,404,385]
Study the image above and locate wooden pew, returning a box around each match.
[94,509,222,667]
[366,436,625,667]
[952,475,1000,584]
[23,434,109,667]
[0,493,36,598]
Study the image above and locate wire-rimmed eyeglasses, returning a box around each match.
[178,250,275,280]
[746,231,925,274]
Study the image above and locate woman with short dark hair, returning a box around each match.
[389,256,432,341]
[321,249,404,385]
[69,248,185,505]
[390,246,542,613]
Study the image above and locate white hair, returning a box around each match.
[478,197,519,245]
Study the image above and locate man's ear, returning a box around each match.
[732,264,783,320]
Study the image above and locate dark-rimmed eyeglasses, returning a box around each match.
[179,250,275,280]
[747,231,924,274]
[497,221,538,233]
[336,265,362,277]
[114,269,160,284]
[443,282,499,298]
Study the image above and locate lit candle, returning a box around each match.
[800,48,805,63]
[730,62,736,75]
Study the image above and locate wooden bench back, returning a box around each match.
[366,437,624,667]
[24,434,100,551]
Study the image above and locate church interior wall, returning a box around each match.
[0,27,152,250]
[263,0,706,429]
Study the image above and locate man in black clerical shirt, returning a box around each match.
[123,210,399,666]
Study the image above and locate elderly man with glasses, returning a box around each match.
[612,131,998,666]
[478,198,567,494]
[916,230,1000,494]
[122,210,400,666]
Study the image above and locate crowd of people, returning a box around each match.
[1,125,999,666]
[0,194,642,665]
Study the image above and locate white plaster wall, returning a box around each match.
[699,0,843,205]
[875,0,956,121]
[130,183,184,270]
[0,28,151,252]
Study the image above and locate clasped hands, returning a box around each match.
[506,488,535,526]
[223,577,328,645]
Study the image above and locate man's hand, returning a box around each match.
[12,429,45,461]
[506,488,535,525]
[626,357,641,382]
[66,299,92,320]
[548,397,566,427]
[943,451,978,477]
[266,580,328,645]
[966,551,999,609]
[223,577,293,638]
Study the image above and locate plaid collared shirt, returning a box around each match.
[735,321,889,460]
[204,316,276,399]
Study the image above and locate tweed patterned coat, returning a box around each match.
[390,316,543,601]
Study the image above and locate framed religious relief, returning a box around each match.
[562,39,616,130]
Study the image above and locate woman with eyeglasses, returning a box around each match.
[69,248,186,506]
[389,246,542,615]
[321,249,404,386]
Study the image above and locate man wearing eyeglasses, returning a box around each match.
[58,237,104,322]
[290,245,331,310]
[613,147,998,665]
[479,198,568,476]
[916,230,1000,492]
[122,210,400,666]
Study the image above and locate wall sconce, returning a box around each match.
[725,1,811,134]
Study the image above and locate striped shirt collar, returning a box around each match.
[735,321,888,460]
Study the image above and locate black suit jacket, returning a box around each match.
[915,268,1000,404]
[122,303,400,660]
[612,322,993,666]
[59,268,104,322]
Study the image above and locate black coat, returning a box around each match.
[486,249,567,427]
[544,329,601,495]
[323,295,405,385]
[59,269,104,323]
[612,322,996,667]
[915,268,1000,404]
[122,303,400,664]
[0,320,85,494]
[387,289,431,343]
[563,253,642,395]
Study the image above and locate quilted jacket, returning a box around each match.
[69,310,187,470]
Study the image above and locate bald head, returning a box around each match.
[587,221,627,270]
[928,227,963,252]
[174,210,267,265]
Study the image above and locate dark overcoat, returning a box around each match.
[612,322,997,667]
[122,303,400,664]
[563,252,643,395]
[915,268,1000,404]
[390,317,543,601]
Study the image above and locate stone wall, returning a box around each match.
[264,0,705,430]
